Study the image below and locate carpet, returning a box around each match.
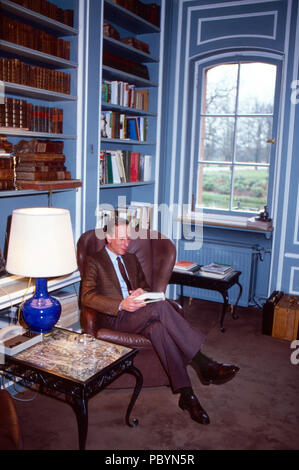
[10,299,299,450]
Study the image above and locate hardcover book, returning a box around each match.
[135,292,165,303]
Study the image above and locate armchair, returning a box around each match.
[77,228,182,388]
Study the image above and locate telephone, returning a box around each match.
[0,325,42,356]
[0,324,24,341]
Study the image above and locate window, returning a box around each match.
[195,61,277,213]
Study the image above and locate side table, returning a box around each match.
[169,269,243,332]
[0,328,143,450]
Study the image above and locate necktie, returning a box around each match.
[117,256,132,293]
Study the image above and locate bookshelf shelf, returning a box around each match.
[0,40,78,68]
[103,36,159,64]
[101,102,156,117]
[101,181,154,189]
[104,0,160,34]
[0,188,78,198]
[0,129,76,139]
[102,65,158,88]
[101,138,155,146]
[0,0,78,36]
[2,82,77,102]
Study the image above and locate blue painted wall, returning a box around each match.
[160,0,299,302]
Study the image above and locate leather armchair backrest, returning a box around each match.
[77,228,176,292]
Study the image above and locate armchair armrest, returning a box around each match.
[96,328,152,349]
[166,299,184,316]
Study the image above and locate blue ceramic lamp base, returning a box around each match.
[22,278,61,334]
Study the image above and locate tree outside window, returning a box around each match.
[196,62,277,213]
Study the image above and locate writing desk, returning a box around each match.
[169,269,243,332]
[0,328,143,450]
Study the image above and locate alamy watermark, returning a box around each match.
[95,196,203,251]
[291,80,299,105]
[290,339,299,365]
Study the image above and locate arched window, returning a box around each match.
[193,58,280,214]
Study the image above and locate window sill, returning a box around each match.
[177,212,273,235]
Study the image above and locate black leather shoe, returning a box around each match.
[179,394,210,425]
[195,361,239,385]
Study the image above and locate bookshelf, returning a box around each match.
[0,0,81,256]
[97,0,164,227]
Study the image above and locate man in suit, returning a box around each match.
[81,218,239,425]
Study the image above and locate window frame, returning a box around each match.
[189,52,283,218]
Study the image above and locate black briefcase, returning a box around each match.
[262,290,284,335]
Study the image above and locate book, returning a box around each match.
[174,260,200,272]
[135,292,165,304]
[16,179,82,190]
[200,262,233,275]
[197,270,234,280]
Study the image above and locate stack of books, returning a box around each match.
[52,289,80,329]
[173,260,200,273]
[13,138,81,190]
[200,262,233,278]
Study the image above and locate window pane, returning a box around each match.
[238,63,276,114]
[197,164,231,210]
[232,166,269,212]
[235,116,273,163]
[200,117,235,162]
[204,64,238,114]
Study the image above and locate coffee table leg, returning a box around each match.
[72,394,88,450]
[125,365,143,428]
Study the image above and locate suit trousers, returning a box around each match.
[109,300,206,392]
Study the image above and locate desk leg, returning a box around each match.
[72,394,88,451]
[219,290,229,333]
[232,281,243,320]
[124,365,143,428]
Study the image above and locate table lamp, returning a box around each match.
[5,207,78,334]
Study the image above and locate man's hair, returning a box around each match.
[106,216,129,236]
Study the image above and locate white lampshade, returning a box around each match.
[6,207,77,277]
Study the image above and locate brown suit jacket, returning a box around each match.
[81,246,151,316]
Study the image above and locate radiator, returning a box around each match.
[177,241,260,307]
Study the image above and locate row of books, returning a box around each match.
[0,155,14,190]
[98,201,153,230]
[0,58,71,95]
[101,112,148,141]
[99,150,152,185]
[103,51,149,80]
[174,261,234,278]
[11,0,74,27]
[0,98,63,133]
[113,0,160,27]
[102,80,149,111]
[0,16,70,60]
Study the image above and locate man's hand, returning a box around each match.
[120,288,146,312]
